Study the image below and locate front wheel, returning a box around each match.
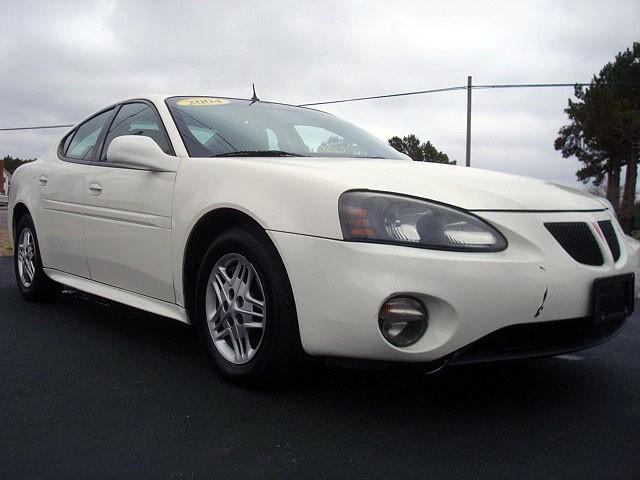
[194,225,306,386]
[14,214,60,301]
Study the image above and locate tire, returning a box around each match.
[14,214,60,301]
[194,224,306,386]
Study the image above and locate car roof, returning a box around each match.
[71,94,331,133]
[139,94,329,114]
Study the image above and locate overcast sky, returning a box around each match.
[1,0,638,186]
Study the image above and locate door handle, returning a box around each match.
[38,175,48,186]
[88,182,103,195]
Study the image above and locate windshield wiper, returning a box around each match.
[212,150,305,157]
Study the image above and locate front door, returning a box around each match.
[82,102,178,302]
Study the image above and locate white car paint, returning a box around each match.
[82,164,177,301]
[271,209,637,360]
[7,95,639,365]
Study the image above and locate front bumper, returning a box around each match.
[448,315,627,365]
[268,210,639,363]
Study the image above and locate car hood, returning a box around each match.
[270,157,605,211]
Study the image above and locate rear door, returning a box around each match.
[38,108,115,277]
[82,101,178,302]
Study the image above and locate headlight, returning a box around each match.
[339,191,507,252]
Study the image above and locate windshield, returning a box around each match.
[166,96,406,159]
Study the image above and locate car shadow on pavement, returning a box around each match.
[50,286,613,406]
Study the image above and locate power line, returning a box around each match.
[0,124,73,132]
[473,82,637,90]
[1,81,637,130]
[473,82,587,89]
[297,83,591,107]
[298,82,638,107]
[297,85,468,107]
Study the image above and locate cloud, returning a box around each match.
[1,0,637,186]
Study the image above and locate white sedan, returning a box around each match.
[8,95,638,385]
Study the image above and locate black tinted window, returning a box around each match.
[66,109,114,160]
[101,103,171,160]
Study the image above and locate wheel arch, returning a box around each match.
[181,207,287,320]
[11,202,31,240]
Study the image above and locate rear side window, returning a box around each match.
[65,109,114,160]
[61,132,74,154]
[101,102,172,161]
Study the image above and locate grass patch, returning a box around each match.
[0,229,12,256]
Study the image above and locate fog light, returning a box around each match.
[378,296,428,347]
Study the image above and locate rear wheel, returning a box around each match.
[194,225,306,386]
[14,214,60,301]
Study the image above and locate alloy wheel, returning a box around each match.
[17,228,36,288]
[205,253,267,364]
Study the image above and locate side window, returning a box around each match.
[66,109,114,161]
[61,131,74,154]
[101,103,172,161]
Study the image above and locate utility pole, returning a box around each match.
[465,75,472,167]
[0,158,4,195]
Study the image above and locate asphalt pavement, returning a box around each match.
[1,256,639,479]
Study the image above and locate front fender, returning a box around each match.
[172,158,347,306]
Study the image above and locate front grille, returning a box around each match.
[545,222,604,266]
[598,220,621,262]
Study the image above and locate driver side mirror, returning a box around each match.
[106,135,179,172]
